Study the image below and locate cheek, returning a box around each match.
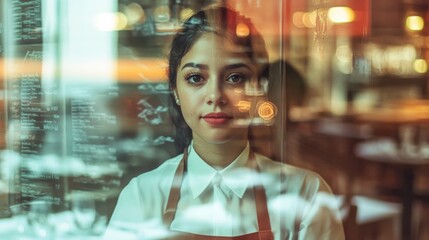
[178,87,199,104]
[226,90,252,116]
[178,94,198,120]
[230,91,247,101]
[226,87,246,99]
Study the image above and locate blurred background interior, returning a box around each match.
[0,0,428,239]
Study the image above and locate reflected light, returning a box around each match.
[365,43,419,76]
[180,8,194,21]
[94,12,128,31]
[292,12,305,28]
[335,45,353,74]
[154,5,170,23]
[406,16,424,31]
[123,3,145,25]
[257,101,277,121]
[328,7,355,23]
[302,12,316,28]
[117,58,167,82]
[335,45,353,62]
[236,101,251,112]
[414,59,428,74]
[236,23,250,37]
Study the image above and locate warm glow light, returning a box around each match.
[406,16,424,31]
[94,12,128,31]
[335,45,353,62]
[328,7,355,23]
[257,101,277,121]
[123,3,145,25]
[365,43,419,76]
[302,12,316,28]
[335,45,353,74]
[414,59,428,73]
[154,5,170,22]
[180,8,194,21]
[236,23,250,37]
[117,58,168,82]
[236,101,251,112]
[292,12,305,28]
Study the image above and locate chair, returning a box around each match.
[295,120,401,240]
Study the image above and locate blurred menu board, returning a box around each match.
[65,81,177,207]
[7,46,64,206]
[102,82,176,187]
[12,0,43,44]
[5,0,179,211]
[6,0,63,206]
[66,85,121,192]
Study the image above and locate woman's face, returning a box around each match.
[174,33,258,145]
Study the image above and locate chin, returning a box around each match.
[193,127,248,145]
[202,133,248,145]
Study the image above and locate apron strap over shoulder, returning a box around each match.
[250,151,272,233]
[163,148,187,225]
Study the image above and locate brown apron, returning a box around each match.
[161,148,275,240]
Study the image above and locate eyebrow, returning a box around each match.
[181,63,208,70]
[180,62,252,72]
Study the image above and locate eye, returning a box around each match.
[185,73,205,85]
[226,73,247,85]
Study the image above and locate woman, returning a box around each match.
[105,5,344,240]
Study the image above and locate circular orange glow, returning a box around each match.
[236,23,250,37]
[257,101,277,121]
[292,12,305,28]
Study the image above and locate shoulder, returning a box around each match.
[128,153,184,189]
[255,153,320,178]
[112,154,183,215]
[107,153,185,234]
[255,155,344,238]
[255,153,332,195]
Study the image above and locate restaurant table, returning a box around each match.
[296,119,403,239]
[307,113,429,240]
[351,103,429,240]
[356,142,429,240]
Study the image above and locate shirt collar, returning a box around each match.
[187,142,251,199]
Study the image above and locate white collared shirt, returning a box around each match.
[171,144,255,236]
[105,143,345,240]
[187,143,250,200]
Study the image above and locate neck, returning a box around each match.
[192,138,248,169]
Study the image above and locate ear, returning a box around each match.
[172,90,180,106]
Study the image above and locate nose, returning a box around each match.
[206,79,226,106]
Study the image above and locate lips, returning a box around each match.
[202,112,233,125]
